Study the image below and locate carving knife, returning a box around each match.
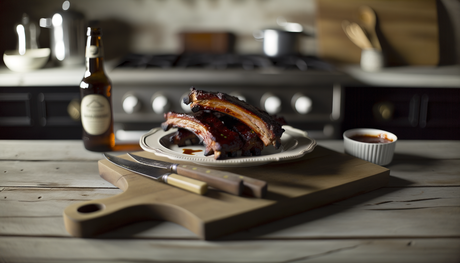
[103,153,207,195]
[128,153,268,198]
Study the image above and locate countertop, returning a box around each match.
[1,140,459,262]
[1,63,460,87]
[342,65,460,88]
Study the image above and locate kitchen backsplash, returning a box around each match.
[0,0,318,60]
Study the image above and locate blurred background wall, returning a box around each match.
[1,0,459,65]
[0,0,317,61]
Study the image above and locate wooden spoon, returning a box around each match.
[349,22,373,49]
[342,20,372,50]
[359,5,381,51]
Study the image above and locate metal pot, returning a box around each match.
[40,0,85,66]
[254,28,306,57]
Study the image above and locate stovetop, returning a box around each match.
[114,53,336,71]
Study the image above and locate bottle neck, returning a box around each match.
[84,35,105,74]
[85,56,105,74]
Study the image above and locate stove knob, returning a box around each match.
[292,93,312,114]
[180,92,192,112]
[122,94,141,114]
[151,93,170,114]
[261,93,282,115]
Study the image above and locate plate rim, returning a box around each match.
[139,125,317,167]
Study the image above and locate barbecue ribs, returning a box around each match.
[183,87,285,148]
[161,111,244,159]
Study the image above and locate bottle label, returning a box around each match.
[81,94,111,135]
[86,45,102,58]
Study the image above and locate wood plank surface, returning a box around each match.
[1,237,459,263]
[0,140,104,161]
[1,140,459,262]
[0,161,116,188]
[1,187,459,239]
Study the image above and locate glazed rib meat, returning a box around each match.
[161,111,244,159]
[184,87,284,149]
[215,113,264,156]
[169,128,201,147]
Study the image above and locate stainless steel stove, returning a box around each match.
[108,53,351,142]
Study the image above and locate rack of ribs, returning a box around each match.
[161,111,244,160]
[215,112,265,156]
[169,128,201,147]
[184,87,285,149]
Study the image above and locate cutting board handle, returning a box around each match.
[63,167,204,238]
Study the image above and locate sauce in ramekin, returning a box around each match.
[349,133,393,143]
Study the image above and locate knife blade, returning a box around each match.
[103,153,207,195]
[127,153,268,198]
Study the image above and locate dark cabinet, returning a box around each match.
[342,86,460,139]
[0,87,82,139]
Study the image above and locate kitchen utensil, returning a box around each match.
[359,5,381,51]
[342,20,372,50]
[128,153,267,198]
[40,0,85,66]
[344,128,397,166]
[316,0,439,66]
[254,28,306,57]
[63,147,390,239]
[342,21,384,71]
[103,153,207,195]
[3,48,50,72]
[349,22,373,49]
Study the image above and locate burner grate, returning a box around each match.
[115,53,334,71]
[116,54,179,69]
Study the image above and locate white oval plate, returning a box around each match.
[140,125,317,167]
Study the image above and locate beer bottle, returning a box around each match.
[80,27,114,152]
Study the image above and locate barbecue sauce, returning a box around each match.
[183,149,203,155]
[80,27,115,152]
[349,134,393,143]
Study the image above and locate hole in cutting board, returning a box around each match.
[77,203,104,213]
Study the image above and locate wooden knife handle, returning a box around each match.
[240,176,268,198]
[176,165,243,196]
[166,174,208,195]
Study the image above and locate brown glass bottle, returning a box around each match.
[80,27,114,152]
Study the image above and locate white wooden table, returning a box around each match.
[1,140,459,262]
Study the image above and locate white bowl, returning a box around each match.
[3,48,50,72]
[343,128,397,166]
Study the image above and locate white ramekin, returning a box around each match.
[343,128,397,166]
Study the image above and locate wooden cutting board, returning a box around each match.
[316,0,439,66]
[63,146,389,240]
